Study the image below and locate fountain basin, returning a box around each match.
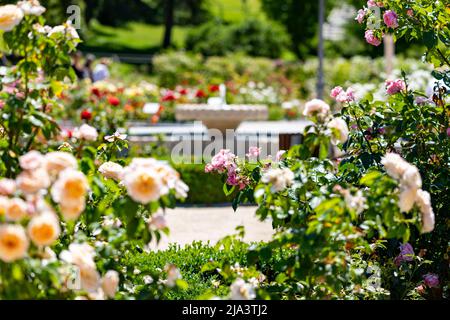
[175,104,268,132]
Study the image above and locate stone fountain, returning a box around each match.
[175,84,268,133]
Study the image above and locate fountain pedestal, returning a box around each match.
[175,104,269,133]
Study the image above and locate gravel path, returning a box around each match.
[148,206,274,251]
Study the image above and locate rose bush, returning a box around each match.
[0,1,188,299]
[207,0,448,299]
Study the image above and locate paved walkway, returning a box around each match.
[148,206,274,251]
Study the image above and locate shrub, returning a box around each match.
[185,18,289,59]
[172,163,235,204]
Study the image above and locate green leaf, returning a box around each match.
[360,171,382,186]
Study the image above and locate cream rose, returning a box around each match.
[0,196,8,217]
[51,169,88,206]
[327,117,349,145]
[16,167,51,194]
[101,270,119,298]
[17,0,46,16]
[261,168,294,193]
[122,167,167,204]
[98,162,124,181]
[73,124,98,141]
[415,189,435,233]
[27,212,61,246]
[0,224,29,262]
[60,243,100,292]
[19,150,46,170]
[0,4,24,32]
[303,99,330,118]
[5,197,28,221]
[0,178,16,196]
[60,200,85,221]
[45,151,78,178]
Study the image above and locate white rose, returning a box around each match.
[60,243,96,269]
[230,278,256,300]
[381,153,410,180]
[73,124,98,141]
[0,4,24,32]
[261,168,294,193]
[98,162,124,181]
[327,117,349,144]
[17,0,46,16]
[303,99,330,118]
[398,187,417,213]
[415,189,435,233]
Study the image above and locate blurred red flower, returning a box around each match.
[162,91,176,102]
[108,96,120,106]
[195,89,207,98]
[209,84,220,92]
[80,109,92,121]
[91,87,102,98]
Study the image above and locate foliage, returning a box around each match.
[186,18,289,58]
[260,0,337,59]
[0,1,188,300]
[207,0,449,300]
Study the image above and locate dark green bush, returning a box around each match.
[185,21,234,57]
[172,163,235,204]
[185,18,288,58]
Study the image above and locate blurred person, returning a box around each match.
[92,57,111,82]
[71,51,84,79]
[83,54,95,82]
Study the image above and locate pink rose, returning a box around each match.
[246,146,261,159]
[367,0,377,7]
[383,10,399,28]
[365,30,382,46]
[394,243,414,267]
[330,86,343,98]
[206,149,236,173]
[423,273,439,288]
[386,79,406,95]
[355,9,366,24]
[446,128,450,137]
[332,87,355,103]
[275,150,286,162]
[0,179,16,195]
[19,150,46,170]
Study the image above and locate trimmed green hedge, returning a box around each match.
[172,163,234,205]
[122,242,249,299]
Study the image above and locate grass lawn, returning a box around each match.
[82,0,266,54]
[82,21,192,53]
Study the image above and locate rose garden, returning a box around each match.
[0,0,448,300]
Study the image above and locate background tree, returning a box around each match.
[260,0,336,60]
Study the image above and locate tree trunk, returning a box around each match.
[163,0,175,48]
